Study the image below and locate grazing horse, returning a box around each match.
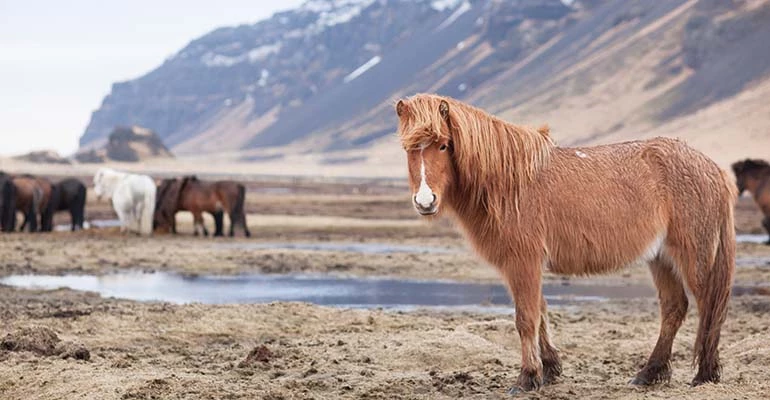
[154,176,224,236]
[154,176,249,237]
[732,159,770,244]
[213,180,250,237]
[396,94,736,392]
[0,172,17,232]
[93,168,156,236]
[11,176,44,232]
[17,175,58,232]
[154,178,184,234]
[51,178,87,231]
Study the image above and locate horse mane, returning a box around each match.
[397,93,554,218]
[733,158,770,175]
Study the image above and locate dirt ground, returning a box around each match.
[2,180,770,399]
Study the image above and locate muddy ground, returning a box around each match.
[1,181,770,399]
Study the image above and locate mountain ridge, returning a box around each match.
[80,0,770,171]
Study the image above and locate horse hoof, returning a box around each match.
[508,370,542,395]
[628,377,649,387]
[691,372,719,387]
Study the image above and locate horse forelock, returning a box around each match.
[398,94,554,219]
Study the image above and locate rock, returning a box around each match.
[56,341,91,361]
[105,126,174,162]
[13,150,72,165]
[1,326,61,356]
[238,345,274,367]
[1,326,90,361]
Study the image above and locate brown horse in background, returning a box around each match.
[732,158,770,243]
[213,180,250,237]
[11,176,44,232]
[16,175,58,232]
[396,94,736,393]
[154,176,249,237]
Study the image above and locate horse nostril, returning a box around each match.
[431,194,436,203]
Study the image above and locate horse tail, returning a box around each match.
[140,180,156,236]
[693,169,736,382]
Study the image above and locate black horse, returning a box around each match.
[0,171,17,233]
[51,178,87,231]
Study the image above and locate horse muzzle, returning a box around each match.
[413,196,438,216]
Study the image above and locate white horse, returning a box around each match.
[93,168,156,236]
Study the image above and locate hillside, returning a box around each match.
[80,0,770,173]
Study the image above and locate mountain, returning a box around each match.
[81,0,770,172]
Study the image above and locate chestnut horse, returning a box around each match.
[17,175,58,232]
[11,175,44,232]
[154,176,249,237]
[396,94,736,393]
[732,159,770,243]
[154,176,224,236]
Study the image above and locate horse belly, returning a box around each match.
[546,229,666,276]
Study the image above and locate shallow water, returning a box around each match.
[54,219,122,232]
[213,242,459,254]
[736,233,768,244]
[0,272,656,311]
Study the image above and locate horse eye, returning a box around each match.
[439,144,448,152]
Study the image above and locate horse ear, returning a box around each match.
[439,100,449,121]
[396,100,408,118]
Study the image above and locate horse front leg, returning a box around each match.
[501,259,545,393]
[539,295,561,384]
[192,211,202,236]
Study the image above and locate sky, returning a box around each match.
[0,0,305,156]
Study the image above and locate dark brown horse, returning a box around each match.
[154,176,249,237]
[732,158,770,243]
[0,171,17,232]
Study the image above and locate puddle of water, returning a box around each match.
[214,242,458,254]
[737,234,769,244]
[0,272,655,311]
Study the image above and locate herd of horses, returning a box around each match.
[0,168,249,237]
[0,171,86,233]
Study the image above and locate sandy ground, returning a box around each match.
[2,181,770,399]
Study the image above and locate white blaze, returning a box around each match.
[415,150,434,208]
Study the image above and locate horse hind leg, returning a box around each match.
[759,214,770,244]
[691,230,734,385]
[630,257,688,386]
